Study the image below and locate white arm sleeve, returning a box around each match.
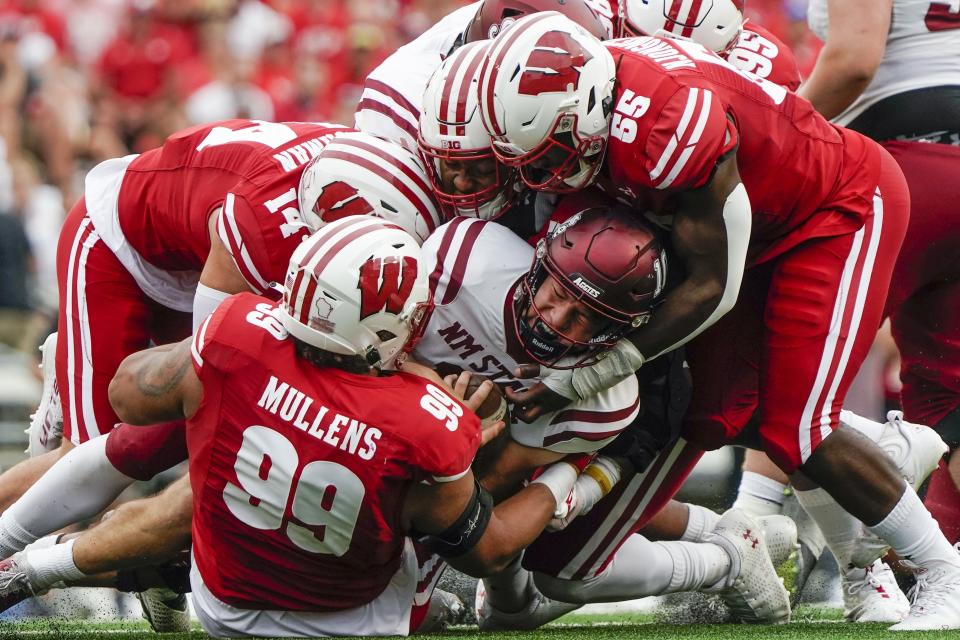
[648,181,751,361]
[192,283,231,331]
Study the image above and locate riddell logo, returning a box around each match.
[518,31,594,96]
[441,140,462,149]
[571,274,602,298]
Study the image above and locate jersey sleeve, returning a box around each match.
[728,25,802,91]
[217,189,309,294]
[354,61,432,152]
[511,375,641,454]
[398,375,482,483]
[640,85,738,191]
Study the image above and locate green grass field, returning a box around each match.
[0,609,951,640]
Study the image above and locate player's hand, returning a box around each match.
[443,372,505,446]
[505,364,574,422]
[569,340,645,400]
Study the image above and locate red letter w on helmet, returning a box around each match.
[518,31,594,96]
[359,256,418,319]
[312,181,375,223]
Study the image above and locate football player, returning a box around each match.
[0,124,440,629]
[0,217,583,638]
[476,12,960,630]
[732,0,960,624]
[417,201,791,626]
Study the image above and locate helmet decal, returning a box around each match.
[519,30,595,96]
[358,256,419,320]
[313,180,375,222]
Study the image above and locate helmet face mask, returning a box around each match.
[511,204,667,369]
[418,139,518,220]
[419,39,518,220]
[493,113,607,192]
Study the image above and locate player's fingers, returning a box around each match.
[513,363,542,379]
[480,419,506,446]
[442,373,457,388]
[453,371,472,397]
[463,379,493,413]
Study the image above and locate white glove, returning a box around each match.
[536,366,579,401]
[547,456,623,531]
[570,339,645,401]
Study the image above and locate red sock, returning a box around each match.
[924,461,960,545]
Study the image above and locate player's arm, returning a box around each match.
[798,0,892,119]
[108,338,203,425]
[478,440,566,503]
[194,207,252,330]
[625,153,749,362]
[405,462,577,577]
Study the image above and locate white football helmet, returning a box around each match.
[419,40,517,220]
[619,0,744,54]
[297,132,443,243]
[476,11,616,192]
[279,215,432,370]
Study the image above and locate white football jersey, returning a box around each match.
[414,217,640,454]
[807,0,960,125]
[354,2,480,151]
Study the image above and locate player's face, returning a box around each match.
[524,274,607,346]
[438,157,499,196]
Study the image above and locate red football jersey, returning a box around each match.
[601,37,882,265]
[728,23,802,91]
[117,120,349,273]
[188,293,481,611]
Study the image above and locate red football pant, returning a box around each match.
[682,149,910,474]
[56,199,191,445]
[522,438,702,580]
[883,141,960,427]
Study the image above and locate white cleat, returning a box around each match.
[136,587,191,633]
[757,515,798,568]
[842,560,909,623]
[876,411,949,491]
[25,333,63,457]
[419,589,465,633]
[706,509,791,624]
[474,575,578,631]
[847,410,949,568]
[890,564,960,631]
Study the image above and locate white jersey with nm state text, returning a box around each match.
[808,0,960,125]
[354,2,479,151]
[414,217,640,454]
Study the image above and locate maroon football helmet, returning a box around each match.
[465,0,609,43]
[514,202,667,368]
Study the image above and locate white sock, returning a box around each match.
[794,487,861,570]
[535,535,729,603]
[680,504,721,543]
[23,538,85,591]
[840,410,885,442]
[732,471,786,517]
[0,436,134,557]
[868,486,960,571]
[483,554,533,614]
